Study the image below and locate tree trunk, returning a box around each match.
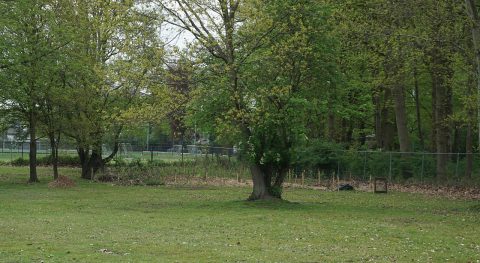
[374,90,382,148]
[28,110,39,183]
[430,49,453,181]
[465,71,476,179]
[465,123,473,179]
[413,66,424,149]
[451,124,461,154]
[430,76,437,153]
[328,111,335,141]
[79,147,102,180]
[274,167,288,189]
[78,146,93,180]
[327,89,336,141]
[48,132,59,180]
[248,164,274,201]
[393,83,411,152]
[375,87,395,150]
[90,148,104,176]
[77,127,121,180]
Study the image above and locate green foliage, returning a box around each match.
[268,185,283,199]
[2,0,480,186]
[186,0,340,194]
[9,158,30,167]
[10,155,80,167]
[295,140,344,172]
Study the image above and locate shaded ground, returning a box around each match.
[0,166,479,262]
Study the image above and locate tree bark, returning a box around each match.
[413,66,424,149]
[248,164,273,200]
[392,82,412,179]
[48,132,59,180]
[430,48,453,180]
[451,124,461,154]
[392,83,411,152]
[274,167,288,189]
[79,146,101,180]
[465,71,476,179]
[465,123,473,179]
[77,127,121,180]
[28,110,39,183]
[379,88,395,150]
[78,146,93,180]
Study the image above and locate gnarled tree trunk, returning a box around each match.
[248,162,288,201]
[249,164,272,200]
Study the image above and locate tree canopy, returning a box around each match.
[1,0,480,199]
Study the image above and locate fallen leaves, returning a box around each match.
[48,176,76,188]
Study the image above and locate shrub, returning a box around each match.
[9,155,80,167]
[10,158,29,166]
[41,155,80,166]
[295,140,344,175]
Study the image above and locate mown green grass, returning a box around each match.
[0,166,479,262]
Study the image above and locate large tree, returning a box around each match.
[59,0,164,179]
[163,0,337,199]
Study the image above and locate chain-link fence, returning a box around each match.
[0,140,237,163]
[0,140,78,161]
[1,141,479,185]
[302,151,480,184]
[114,143,237,163]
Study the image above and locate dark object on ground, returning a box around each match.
[338,184,354,191]
[374,177,388,193]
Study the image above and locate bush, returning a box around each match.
[41,155,80,166]
[9,155,80,167]
[10,158,30,166]
[295,140,344,175]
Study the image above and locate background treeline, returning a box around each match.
[1,0,480,196]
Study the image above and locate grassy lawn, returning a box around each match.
[0,166,479,262]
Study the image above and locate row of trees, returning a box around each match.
[160,0,480,199]
[0,0,165,182]
[1,0,480,199]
